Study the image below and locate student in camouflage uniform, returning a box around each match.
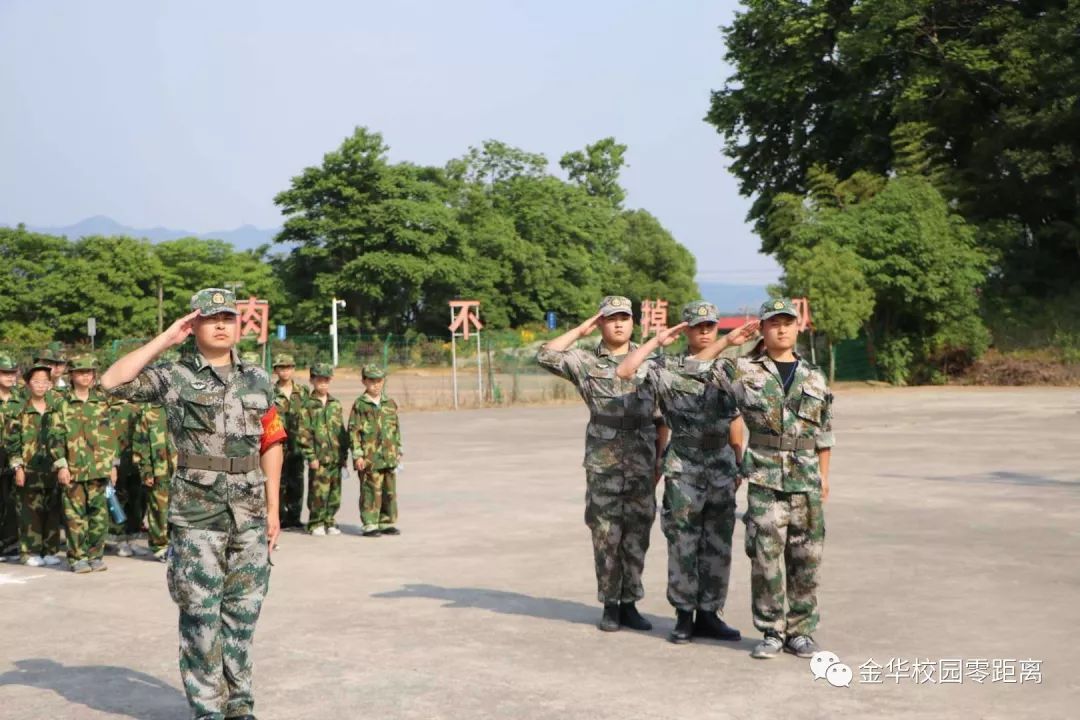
[297,363,348,536]
[0,354,24,558]
[35,345,69,391]
[348,364,402,537]
[102,288,285,720]
[49,355,119,573]
[692,298,834,659]
[132,396,177,562]
[6,362,63,566]
[617,302,759,644]
[537,296,667,632]
[109,398,146,557]
[272,354,307,529]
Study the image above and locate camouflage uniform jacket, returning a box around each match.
[274,381,308,453]
[537,342,659,477]
[0,388,26,471]
[297,394,349,468]
[110,400,139,474]
[642,352,740,486]
[695,351,834,493]
[105,350,274,531]
[48,386,119,481]
[5,396,60,485]
[348,394,401,471]
[132,403,177,481]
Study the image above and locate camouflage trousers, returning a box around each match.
[306,465,342,531]
[584,471,656,604]
[0,469,18,550]
[661,476,737,612]
[744,484,825,637]
[18,478,62,559]
[62,479,109,563]
[278,448,306,527]
[360,468,397,531]
[167,524,270,720]
[145,478,170,552]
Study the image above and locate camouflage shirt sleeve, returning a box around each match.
[4,415,20,469]
[47,399,69,470]
[815,387,836,450]
[535,346,589,385]
[105,366,169,405]
[347,400,365,457]
[296,402,316,463]
[130,407,150,478]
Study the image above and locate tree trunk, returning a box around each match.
[829,340,836,384]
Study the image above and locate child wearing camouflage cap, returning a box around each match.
[297,363,349,535]
[272,353,308,530]
[49,354,119,573]
[0,353,23,557]
[5,361,63,566]
[348,364,402,537]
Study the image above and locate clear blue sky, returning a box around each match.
[0,0,780,285]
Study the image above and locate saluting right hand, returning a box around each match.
[576,312,603,338]
[655,322,689,347]
[161,310,201,348]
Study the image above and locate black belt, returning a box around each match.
[683,434,725,450]
[176,451,260,474]
[748,433,817,452]
[590,414,654,430]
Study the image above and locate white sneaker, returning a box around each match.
[326,526,342,536]
[42,554,62,567]
[310,526,327,537]
[153,548,169,563]
[117,541,133,557]
[24,555,45,567]
[130,543,151,557]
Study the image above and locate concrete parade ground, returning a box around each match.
[1,386,1077,719]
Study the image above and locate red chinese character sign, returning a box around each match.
[640,298,669,338]
[236,297,270,343]
[448,300,484,409]
[792,297,812,332]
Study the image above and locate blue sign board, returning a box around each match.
[545,312,557,330]
[277,324,287,341]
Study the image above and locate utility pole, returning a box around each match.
[331,297,347,366]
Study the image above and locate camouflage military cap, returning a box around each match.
[34,347,62,364]
[0,353,16,371]
[759,297,799,322]
[272,353,296,368]
[361,363,385,379]
[68,354,98,371]
[310,362,334,379]
[681,300,721,327]
[23,361,52,382]
[190,287,238,316]
[598,295,633,317]
[240,351,261,365]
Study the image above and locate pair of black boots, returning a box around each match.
[598,602,652,632]
[668,609,741,644]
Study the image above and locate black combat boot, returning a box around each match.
[668,609,694,644]
[694,610,741,641]
[619,602,653,632]
[598,603,621,632]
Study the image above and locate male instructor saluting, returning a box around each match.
[101,288,285,720]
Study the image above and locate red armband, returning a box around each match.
[260,405,287,454]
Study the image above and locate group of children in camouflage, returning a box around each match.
[0,349,175,572]
[538,295,834,660]
[0,347,403,573]
[270,356,403,538]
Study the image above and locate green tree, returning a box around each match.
[706,0,1080,298]
[560,137,628,206]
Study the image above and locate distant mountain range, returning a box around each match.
[7,215,281,250]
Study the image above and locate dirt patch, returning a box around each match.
[958,349,1080,386]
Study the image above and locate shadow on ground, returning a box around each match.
[0,658,187,720]
[373,583,757,651]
